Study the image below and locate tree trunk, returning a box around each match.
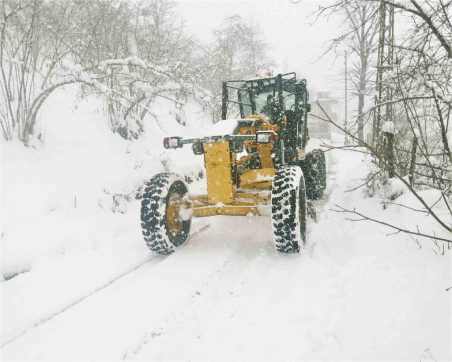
[408,136,418,186]
[357,53,367,142]
[384,131,395,178]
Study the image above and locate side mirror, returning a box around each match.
[163,137,183,149]
[306,104,311,112]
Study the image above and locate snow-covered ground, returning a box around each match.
[1,90,451,361]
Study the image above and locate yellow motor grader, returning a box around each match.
[140,73,326,254]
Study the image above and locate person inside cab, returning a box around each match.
[261,94,274,117]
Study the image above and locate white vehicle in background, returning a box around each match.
[308,92,338,140]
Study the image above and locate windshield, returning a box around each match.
[283,92,295,111]
[255,90,275,116]
[238,89,253,117]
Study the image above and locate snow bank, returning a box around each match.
[0,85,213,343]
[0,86,206,281]
[384,176,408,200]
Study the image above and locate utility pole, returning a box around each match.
[374,0,395,176]
[374,0,394,145]
[344,50,348,145]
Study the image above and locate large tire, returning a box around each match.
[271,166,307,253]
[141,173,191,255]
[304,149,326,200]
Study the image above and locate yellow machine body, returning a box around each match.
[203,141,234,205]
[190,115,279,217]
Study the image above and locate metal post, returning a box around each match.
[221,82,228,120]
[374,0,394,145]
[384,131,395,178]
[409,136,418,186]
[375,0,395,175]
[344,50,348,145]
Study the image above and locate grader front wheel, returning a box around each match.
[141,173,192,255]
[271,166,307,253]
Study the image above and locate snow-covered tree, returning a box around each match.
[66,0,196,139]
[0,0,85,144]
[0,0,200,142]
[344,1,378,141]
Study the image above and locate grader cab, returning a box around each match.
[140,73,326,255]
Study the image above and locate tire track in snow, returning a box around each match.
[0,224,211,349]
[0,257,162,348]
[121,237,269,360]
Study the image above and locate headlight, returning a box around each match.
[163,137,182,149]
[256,131,275,143]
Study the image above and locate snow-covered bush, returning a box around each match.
[67,0,198,140]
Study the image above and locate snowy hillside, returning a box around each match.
[0,87,207,343]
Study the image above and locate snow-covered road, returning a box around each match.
[2,149,451,361]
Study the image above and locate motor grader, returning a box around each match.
[140,72,326,254]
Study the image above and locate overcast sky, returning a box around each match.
[176,0,345,116]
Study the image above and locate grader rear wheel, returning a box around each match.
[141,173,192,255]
[304,149,326,200]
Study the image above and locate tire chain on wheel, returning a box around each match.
[317,150,327,190]
[304,149,326,200]
[271,166,306,253]
[141,173,188,255]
